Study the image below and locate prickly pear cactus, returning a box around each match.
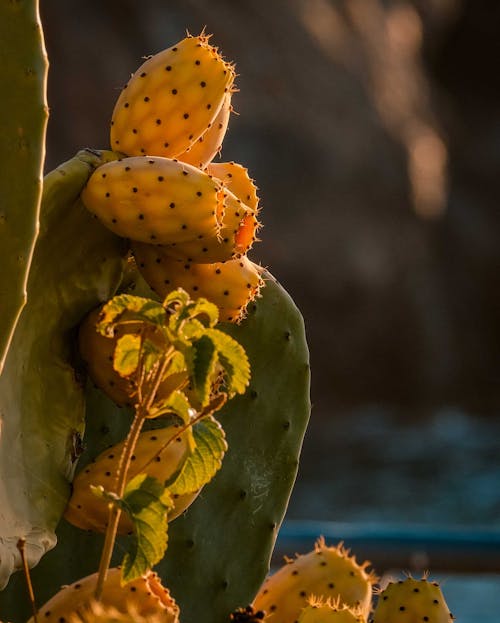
[0,0,48,374]
[0,150,126,591]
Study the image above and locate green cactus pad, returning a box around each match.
[0,150,126,594]
[0,0,48,373]
[159,273,311,623]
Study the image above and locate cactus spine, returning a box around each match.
[253,538,376,623]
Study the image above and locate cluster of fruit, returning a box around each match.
[81,32,265,324]
[249,538,455,623]
[30,538,455,623]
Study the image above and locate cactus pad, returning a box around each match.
[0,0,48,373]
[157,273,311,623]
[0,150,126,590]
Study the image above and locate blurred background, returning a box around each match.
[40,0,500,540]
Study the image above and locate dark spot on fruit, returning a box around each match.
[172,89,178,95]
[132,187,138,192]
[170,202,175,208]
[158,176,164,182]
[200,81,206,87]
[144,96,150,102]
[197,191,202,196]
[184,113,190,119]
[166,65,172,71]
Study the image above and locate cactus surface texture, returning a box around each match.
[0,0,48,374]
[158,273,311,623]
[0,150,126,591]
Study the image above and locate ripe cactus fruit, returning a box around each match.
[160,188,260,263]
[81,156,224,245]
[78,306,140,407]
[65,424,202,533]
[253,538,376,623]
[177,92,232,169]
[372,577,454,623]
[131,245,264,322]
[78,304,188,407]
[110,34,235,158]
[69,601,178,623]
[298,598,366,623]
[207,161,260,213]
[30,567,179,623]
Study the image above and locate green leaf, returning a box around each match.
[141,337,164,374]
[97,294,166,336]
[168,417,227,497]
[147,390,194,424]
[205,328,251,396]
[178,298,219,328]
[190,334,218,406]
[121,474,173,583]
[113,333,141,377]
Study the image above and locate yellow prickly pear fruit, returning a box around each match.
[207,161,260,212]
[69,600,177,623]
[372,576,454,623]
[81,156,224,245]
[253,538,377,623]
[79,306,139,407]
[78,305,187,407]
[64,424,202,533]
[298,597,366,623]
[177,92,232,168]
[30,568,179,623]
[110,34,235,158]
[160,187,260,263]
[131,246,264,323]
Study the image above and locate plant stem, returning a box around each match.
[93,353,172,600]
[94,409,143,600]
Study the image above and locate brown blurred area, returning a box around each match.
[41,0,500,412]
[40,1,500,522]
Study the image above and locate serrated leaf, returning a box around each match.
[121,474,172,583]
[178,298,219,328]
[97,294,166,336]
[168,417,227,497]
[147,390,194,424]
[190,334,218,406]
[163,288,191,309]
[205,328,251,396]
[113,333,141,377]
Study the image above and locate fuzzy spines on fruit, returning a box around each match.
[81,156,224,245]
[372,576,454,623]
[64,425,200,533]
[299,597,366,623]
[207,161,260,213]
[253,538,377,623]
[110,34,235,158]
[31,568,179,623]
[69,601,177,623]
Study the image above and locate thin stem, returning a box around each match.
[17,538,38,623]
[93,352,172,600]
